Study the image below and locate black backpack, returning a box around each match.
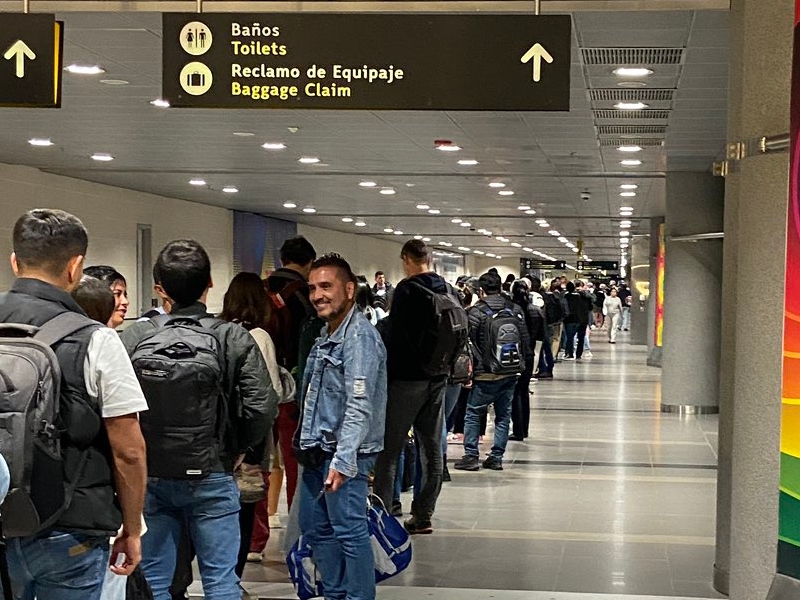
[408,281,469,378]
[130,315,226,479]
[544,293,564,325]
[0,312,96,538]
[478,302,524,375]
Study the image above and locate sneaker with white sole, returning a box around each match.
[246,551,262,563]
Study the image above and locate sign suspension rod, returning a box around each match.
[22,0,28,13]
[534,0,541,15]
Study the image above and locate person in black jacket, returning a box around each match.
[373,240,449,535]
[563,280,593,360]
[121,240,277,599]
[509,279,544,441]
[454,272,530,472]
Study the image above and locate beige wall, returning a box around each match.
[0,163,233,314]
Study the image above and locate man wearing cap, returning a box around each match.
[454,272,529,471]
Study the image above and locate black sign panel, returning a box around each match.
[577,260,619,271]
[521,258,567,271]
[0,14,62,108]
[162,13,571,110]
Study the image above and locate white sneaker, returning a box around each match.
[269,514,283,529]
[585,351,593,359]
[246,552,263,563]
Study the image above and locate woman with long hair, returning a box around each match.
[83,265,129,328]
[219,272,283,576]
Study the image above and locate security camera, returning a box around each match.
[581,191,591,201]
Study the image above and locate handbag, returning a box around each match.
[286,494,413,599]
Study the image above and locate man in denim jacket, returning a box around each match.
[297,254,387,600]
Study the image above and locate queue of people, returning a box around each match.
[0,208,630,600]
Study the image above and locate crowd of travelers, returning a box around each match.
[0,208,633,600]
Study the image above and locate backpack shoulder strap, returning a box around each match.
[34,311,97,347]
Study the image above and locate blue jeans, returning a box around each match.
[299,455,377,600]
[463,377,517,460]
[5,530,110,600]
[538,326,556,374]
[441,384,461,458]
[621,306,631,330]
[141,473,241,600]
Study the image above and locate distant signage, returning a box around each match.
[162,13,571,110]
[0,14,63,107]
[577,260,620,272]
[521,258,567,271]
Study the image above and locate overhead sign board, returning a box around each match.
[577,260,620,271]
[521,258,567,271]
[0,14,63,108]
[162,13,571,110]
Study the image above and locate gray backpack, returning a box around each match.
[0,312,96,537]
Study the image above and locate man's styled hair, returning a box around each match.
[478,271,502,293]
[153,240,211,307]
[13,209,89,276]
[72,275,115,325]
[400,239,430,264]
[84,265,126,287]
[280,236,317,267]
[375,271,384,278]
[310,253,357,284]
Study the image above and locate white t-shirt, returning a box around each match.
[83,327,149,418]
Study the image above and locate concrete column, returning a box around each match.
[715,0,793,598]
[660,173,724,412]
[629,224,652,347]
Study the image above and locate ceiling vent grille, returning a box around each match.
[589,89,675,102]
[581,48,684,65]
[599,138,665,147]
[593,110,671,120]
[597,125,667,135]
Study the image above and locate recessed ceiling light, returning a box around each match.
[458,246,471,252]
[620,184,638,190]
[355,221,367,227]
[497,256,503,259]
[525,209,537,215]
[283,202,297,209]
[222,186,238,194]
[620,223,631,228]
[394,231,404,235]
[451,218,463,224]
[498,190,515,196]
[487,253,496,258]
[303,207,317,213]
[535,219,547,224]
[458,159,479,166]
[538,222,550,228]
[439,241,452,247]
[460,222,471,227]
[618,145,642,153]
[566,242,575,248]
[414,235,423,240]
[572,247,579,253]
[511,242,522,248]
[558,237,568,243]
[416,204,430,210]
[423,237,431,242]
[299,157,320,164]
[100,79,129,85]
[65,64,105,75]
[474,250,485,255]
[614,67,654,77]
[428,209,441,215]
[620,206,634,212]
[150,99,171,108]
[620,211,634,217]
[359,181,377,188]
[620,192,637,197]
[233,132,254,137]
[615,102,648,110]
[436,143,461,152]
[383,227,394,233]
[91,153,114,162]
[342,217,354,223]
[518,205,531,211]
[621,159,642,166]
[489,182,506,189]
[262,142,286,150]
[189,178,206,186]
[548,230,560,236]
[380,188,396,195]
[620,231,631,237]
[28,138,53,147]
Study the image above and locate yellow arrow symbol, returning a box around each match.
[4,40,36,78]
[520,43,553,83]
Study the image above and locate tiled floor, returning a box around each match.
[214,334,724,599]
